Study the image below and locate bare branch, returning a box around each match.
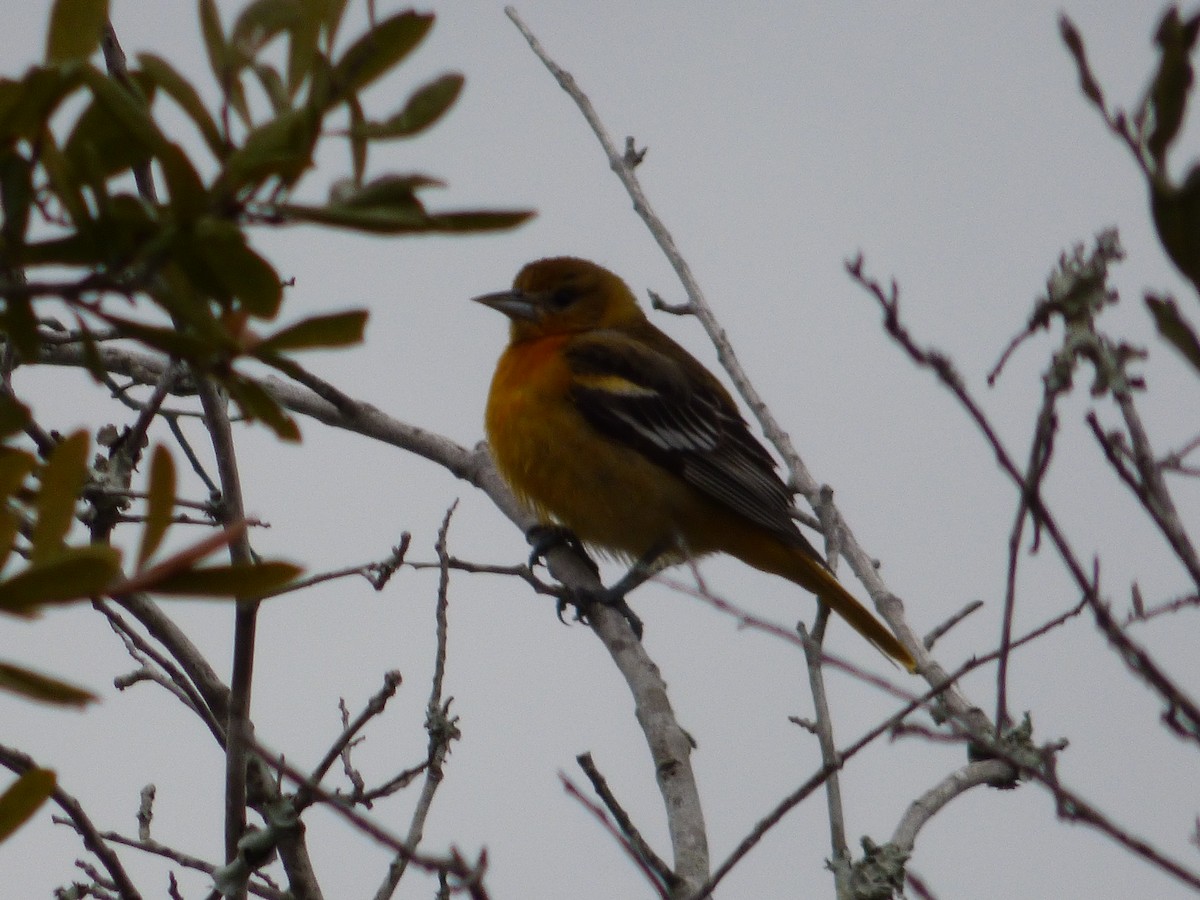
[575,752,675,889]
[0,745,142,900]
[561,773,672,899]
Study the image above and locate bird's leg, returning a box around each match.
[566,541,671,640]
[525,523,599,574]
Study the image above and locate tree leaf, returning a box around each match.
[252,62,290,114]
[255,310,367,353]
[1151,168,1200,294]
[30,431,89,563]
[0,397,30,441]
[219,105,318,191]
[0,767,56,843]
[1146,294,1200,374]
[137,52,225,157]
[231,0,303,62]
[0,545,121,615]
[339,173,443,206]
[1147,9,1200,166]
[205,233,282,317]
[346,92,367,184]
[0,149,33,248]
[287,3,319,97]
[423,209,536,233]
[149,561,302,597]
[0,66,85,142]
[37,129,91,233]
[93,311,218,362]
[0,290,39,359]
[78,66,169,159]
[277,200,428,233]
[46,0,109,63]
[157,141,209,223]
[0,448,36,575]
[224,376,300,440]
[354,72,463,140]
[137,446,176,570]
[330,11,433,104]
[0,663,95,708]
[198,0,228,86]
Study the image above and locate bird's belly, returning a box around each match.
[488,395,699,560]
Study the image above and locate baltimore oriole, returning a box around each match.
[475,256,915,671]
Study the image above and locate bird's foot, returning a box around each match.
[557,584,644,640]
[525,524,598,574]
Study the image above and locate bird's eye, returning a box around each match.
[548,284,582,308]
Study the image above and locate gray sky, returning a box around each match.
[4,2,1199,898]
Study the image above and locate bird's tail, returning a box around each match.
[740,536,917,671]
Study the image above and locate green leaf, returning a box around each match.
[0,447,37,499]
[232,0,303,62]
[149,560,302,597]
[202,231,282,317]
[158,141,208,223]
[18,233,102,268]
[93,193,162,266]
[0,545,121,615]
[30,431,89,563]
[219,105,318,191]
[278,200,426,233]
[347,92,367,184]
[287,3,319,97]
[251,62,290,114]
[330,11,433,104]
[198,0,228,85]
[46,0,109,63]
[0,768,56,843]
[1147,9,1200,166]
[255,309,367,354]
[224,376,300,440]
[137,52,225,157]
[423,209,536,233]
[37,129,91,232]
[0,289,39,359]
[340,173,443,206]
[0,449,36,575]
[92,312,217,361]
[138,446,175,570]
[354,73,463,140]
[318,0,350,50]
[0,66,85,142]
[1151,167,1200,294]
[77,66,170,160]
[0,663,95,708]
[1147,294,1200,374]
[169,218,282,317]
[0,396,30,440]
[0,149,33,248]
[77,318,108,381]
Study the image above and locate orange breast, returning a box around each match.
[484,335,707,559]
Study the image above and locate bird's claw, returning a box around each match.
[557,584,644,640]
[525,524,598,574]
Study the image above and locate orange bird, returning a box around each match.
[475,256,915,670]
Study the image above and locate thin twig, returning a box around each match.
[798,609,850,889]
[373,504,461,900]
[0,745,143,900]
[575,752,675,888]
[923,600,984,650]
[561,774,672,899]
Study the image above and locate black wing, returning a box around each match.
[565,329,804,545]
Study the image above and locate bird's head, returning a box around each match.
[473,256,645,341]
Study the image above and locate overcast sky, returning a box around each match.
[5,3,1200,899]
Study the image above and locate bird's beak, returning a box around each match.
[472,289,540,321]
